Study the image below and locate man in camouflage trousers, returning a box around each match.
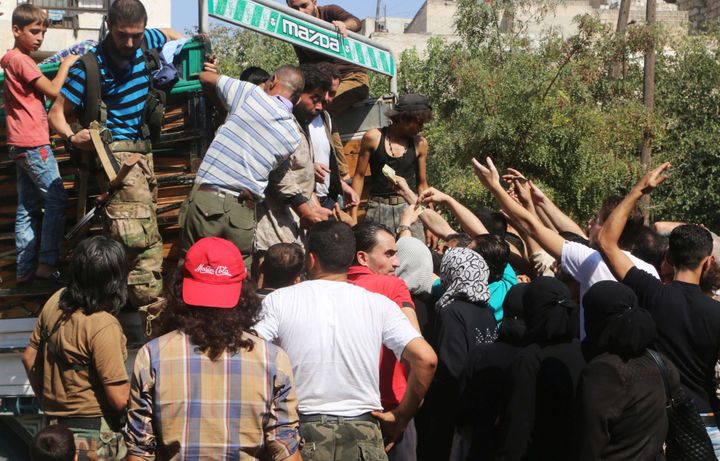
[49,0,183,325]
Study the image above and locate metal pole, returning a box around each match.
[199,0,209,34]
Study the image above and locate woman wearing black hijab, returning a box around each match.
[575,280,681,460]
[497,276,586,461]
[451,283,528,461]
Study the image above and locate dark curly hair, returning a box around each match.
[161,269,263,361]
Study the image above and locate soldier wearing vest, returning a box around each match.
[49,0,184,319]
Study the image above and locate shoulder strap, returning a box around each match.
[40,313,90,373]
[79,52,106,128]
[647,349,672,405]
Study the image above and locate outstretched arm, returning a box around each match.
[472,158,565,259]
[527,179,588,238]
[394,178,456,239]
[33,55,80,99]
[597,162,671,281]
[420,187,488,237]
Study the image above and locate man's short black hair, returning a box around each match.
[240,66,271,86]
[445,233,472,248]
[31,425,76,461]
[472,234,510,283]
[108,0,147,25]
[262,243,305,289]
[300,63,332,93]
[669,224,713,270]
[308,221,356,273]
[632,227,669,273]
[353,222,393,261]
[475,206,508,238]
[597,195,644,249]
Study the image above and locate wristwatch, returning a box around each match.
[396,225,412,236]
[64,134,75,153]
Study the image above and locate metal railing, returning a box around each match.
[17,0,109,13]
[17,0,108,30]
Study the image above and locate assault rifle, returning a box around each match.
[65,152,144,241]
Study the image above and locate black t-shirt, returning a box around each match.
[623,267,720,413]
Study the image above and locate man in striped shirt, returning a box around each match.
[49,0,184,316]
[179,65,307,270]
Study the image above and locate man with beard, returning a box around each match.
[49,0,183,317]
[255,63,334,255]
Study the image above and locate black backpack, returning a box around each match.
[76,39,166,143]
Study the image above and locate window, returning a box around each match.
[17,0,109,29]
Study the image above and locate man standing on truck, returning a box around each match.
[286,0,369,116]
[48,0,183,319]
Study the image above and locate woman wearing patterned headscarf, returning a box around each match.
[417,247,497,461]
[497,276,585,461]
[452,283,529,461]
[574,281,682,460]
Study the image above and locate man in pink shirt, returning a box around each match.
[1,4,78,283]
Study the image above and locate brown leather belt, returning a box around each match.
[370,195,404,205]
[197,184,255,207]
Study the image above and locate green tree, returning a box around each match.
[398,1,656,223]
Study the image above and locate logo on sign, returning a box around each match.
[195,264,232,277]
[281,18,340,53]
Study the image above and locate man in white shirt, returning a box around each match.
[256,221,437,460]
[471,157,659,334]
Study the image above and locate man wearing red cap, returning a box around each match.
[124,237,302,461]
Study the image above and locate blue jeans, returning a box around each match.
[11,146,67,277]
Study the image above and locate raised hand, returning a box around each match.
[471,157,501,189]
[634,162,671,195]
[419,187,450,206]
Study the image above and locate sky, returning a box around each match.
[171,0,426,33]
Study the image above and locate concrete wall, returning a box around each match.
[675,0,720,28]
[405,0,458,35]
[0,0,171,55]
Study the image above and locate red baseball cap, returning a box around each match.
[182,237,247,308]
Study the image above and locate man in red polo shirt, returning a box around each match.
[348,222,420,461]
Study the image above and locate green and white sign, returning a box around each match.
[208,0,396,77]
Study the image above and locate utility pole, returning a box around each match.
[640,0,656,218]
[641,0,656,171]
[611,0,632,79]
[375,0,382,32]
[199,0,209,34]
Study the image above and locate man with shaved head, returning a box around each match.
[179,64,306,269]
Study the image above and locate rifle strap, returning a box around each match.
[40,314,90,373]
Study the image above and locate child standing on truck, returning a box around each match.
[1,4,78,283]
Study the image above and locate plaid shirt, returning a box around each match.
[123,330,300,460]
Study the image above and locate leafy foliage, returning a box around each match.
[399,0,720,229]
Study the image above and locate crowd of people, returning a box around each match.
[6,0,720,460]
